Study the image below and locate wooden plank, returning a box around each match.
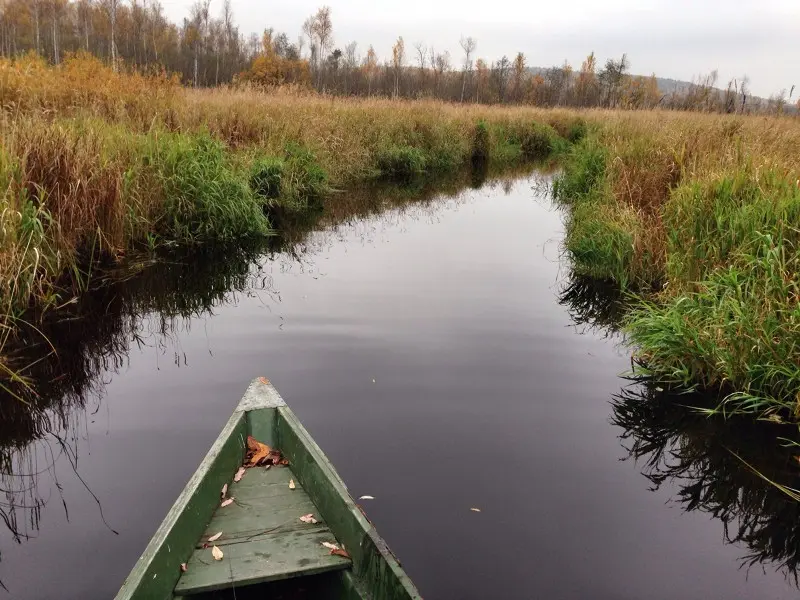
[115,411,248,600]
[175,463,351,595]
[174,522,350,595]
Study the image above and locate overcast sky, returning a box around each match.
[160,0,798,98]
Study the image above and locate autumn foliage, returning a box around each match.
[239,31,311,88]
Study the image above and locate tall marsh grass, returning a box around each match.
[553,111,800,421]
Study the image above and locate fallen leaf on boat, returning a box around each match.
[321,541,340,551]
[220,497,235,508]
[208,531,223,542]
[220,484,228,499]
[359,495,375,500]
[470,508,481,512]
[180,563,188,573]
[299,513,317,524]
[211,545,224,561]
[330,548,351,559]
[246,436,272,466]
[234,467,246,482]
[289,479,296,490]
[259,377,270,385]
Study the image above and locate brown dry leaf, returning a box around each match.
[180,563,188,573]
[246,436,272,467]
[211,545,224,561]
[330,548,351,559]
[289,479,296,490]
[259,377,270,385]
[220,497,235,508]
[234,467,246,482]
[208,531,223,542]
[321,541,340,551]
[220,484,228,500]
[299,513,317,524]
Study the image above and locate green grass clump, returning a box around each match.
[566,118,588,143]
[625,233,800,418]
[150,134,270,242]
[566,203,639,287]
[375,145,428,179]
[552,136,607,203]
[519,122,560,160]
[664,170,800,284]
[281,142,329,201]
[249,156,285,200]
[624,171,800,418]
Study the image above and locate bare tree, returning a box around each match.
[459,36,476,102]
[432,49,450,99]
[391,36,404,97]
[311,5,333,88]
[413,41,426,95]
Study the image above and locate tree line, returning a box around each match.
[0,1,795,113]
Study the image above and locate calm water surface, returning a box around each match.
[0,174,797,599]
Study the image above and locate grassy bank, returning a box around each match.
[553,111,800,421]
[5,54,800,422]
[0,55,576,336]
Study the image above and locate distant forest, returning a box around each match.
[0,1,796,114]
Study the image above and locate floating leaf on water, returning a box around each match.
[289,479,296,490]
[220,497,235,508]
[321,541,340,551]
[299,513,318,524]
[180,563,188,573]
[208,531,223,542]
[220,484,228,500]
[234,467,246,482]
[330,548,351,559]
[358,495,375,500]
[211,545,224,561]
[470,508,481,512]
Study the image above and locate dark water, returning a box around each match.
[0,172,798,599]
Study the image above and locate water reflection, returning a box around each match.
[559,273,800,584]
[612,383,800,583]
[558,274,626,336]
[0,164,536,563]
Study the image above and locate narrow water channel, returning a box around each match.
[0,172,797,599]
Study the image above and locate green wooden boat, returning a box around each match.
[116,378,421,600]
